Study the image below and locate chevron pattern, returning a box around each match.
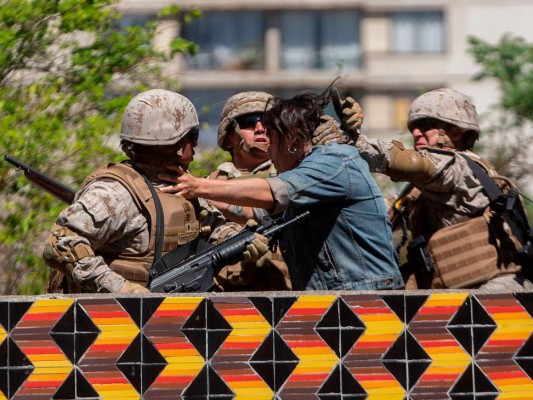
[1,292,533,399]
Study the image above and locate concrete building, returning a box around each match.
[116,0,533,152]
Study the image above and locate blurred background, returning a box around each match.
[1,0,532,293]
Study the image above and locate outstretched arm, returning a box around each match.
[159,166,275,210]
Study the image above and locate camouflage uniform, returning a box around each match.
[44,89,261,294]
[340,88,531,291]
[210,160,292,291]
[47,167,229,293]
[213,92,292,291]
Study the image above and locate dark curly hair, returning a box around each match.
[263,92,329,149]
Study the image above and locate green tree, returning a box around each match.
[468,34,533,191]
[0,0,201,294]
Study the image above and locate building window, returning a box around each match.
[392,11,444,53]
[280,11,361,71]
[183,12,266,70]
[117,14,157,32]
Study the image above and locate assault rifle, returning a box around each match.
[148,211,310,293]
[4,154,76,204]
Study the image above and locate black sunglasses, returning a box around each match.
[235,113,263,130]
[411,118,451,132]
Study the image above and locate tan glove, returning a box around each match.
[312,115,349,146]
[242,219,269,262]
[342,96,363,137]
[118,281,150,294]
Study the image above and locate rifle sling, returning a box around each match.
[129,163,164,266]
[460,154,531,245]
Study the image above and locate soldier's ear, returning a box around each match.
[228,119,238,132]
[461,130,479,150]
[223,130,240,149]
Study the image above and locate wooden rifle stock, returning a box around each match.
[4,154,76,204]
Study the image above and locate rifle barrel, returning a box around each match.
[4,154,76,204]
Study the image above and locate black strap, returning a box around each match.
[460,154,531,246]
[459,154,503,202]
[129,163,165,266]
[140,175,164,264]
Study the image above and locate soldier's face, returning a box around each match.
[179,141,195,168]
[235,113,270,147]
[412,127,439,150]
[411,119,455,150]
[411,118,462,150]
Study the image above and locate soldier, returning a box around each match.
[43,89,268,294]
[209,91,291,290]
[340,88,532,291]
[161,92,404,291]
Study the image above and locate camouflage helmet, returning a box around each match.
[120,89,199,146]
[407,88,480,134]
[217,91,273,149]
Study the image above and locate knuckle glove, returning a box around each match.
[243,233,269,262]
[342,96,364,134]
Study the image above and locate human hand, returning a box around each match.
[342,96,363,136]
[312,115,349,145]
[159,165,198,199]
[118,280,150,294]
[242,219,269,262]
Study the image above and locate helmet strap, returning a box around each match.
[234,124,269,160]
[437,129,454,149]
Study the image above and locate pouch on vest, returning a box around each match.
[428,211,503,289]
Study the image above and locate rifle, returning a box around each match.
[389,183,415,224]
[4,154,76,204]
[148,210,311,293]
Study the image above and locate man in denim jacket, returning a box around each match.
[161,92,403,291]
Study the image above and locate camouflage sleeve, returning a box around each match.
[418,149,489,201]
[54,179,147,292]
[311,115,349,146]
[356,134,489,213]
[353,133,397,174]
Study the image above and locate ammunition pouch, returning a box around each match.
[409,210,521,289]
[428,213,504,289]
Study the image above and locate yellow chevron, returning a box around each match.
[418,293,470,381]
[0,320,7,400]
[155,297,204,381]
[23,299,74,385]
[88,300,139,400]
[0,319,6,345]
[290,295,338,377]
[221,303,273,399]
[355,304,405,400]
[488,302,533,397]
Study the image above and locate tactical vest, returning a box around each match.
[209,164,291,291]
[406,152,521,289]
[208,163,277,180]
[54,162,200,291]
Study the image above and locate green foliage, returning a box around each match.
[189,148,232,178]
[468,34,533,123]
[0,0,200,294]
[468,34,533,208]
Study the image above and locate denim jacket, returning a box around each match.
[266,143,403,291]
